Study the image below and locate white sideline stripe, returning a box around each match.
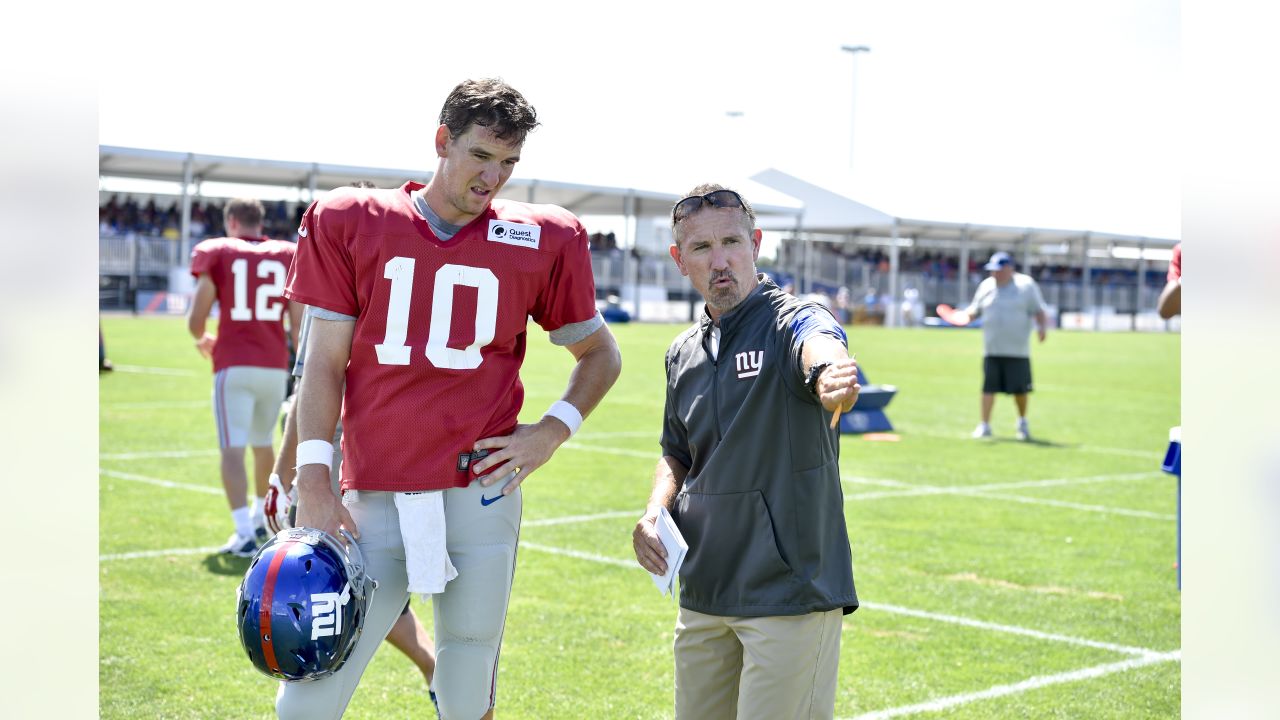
[863,602,1157,656]
[100,468,222,495]
[518,541,637,568]
[524,510,637,527]
[960,491,1175,520]
[905,429,1162,460]
[103,400,210,410]
[576,430,658,440]
[101,449,219,460]
[842,475,916,489]
[848,471,1161,501]
[100,546,222,562]
[560,441,654,459]
[110,364,201,377]
[842,650,1180,720]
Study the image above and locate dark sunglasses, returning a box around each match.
[671,189,746,223]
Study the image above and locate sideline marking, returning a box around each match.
[524,510,637,527]
[101,449,219,460]
[100,546,222,562]
[103,400,209,410]
[100,468,222,495]
[109,364,201,377]
[841,650,1180,720]
[518,541,637,569]
[862,602,1157,657]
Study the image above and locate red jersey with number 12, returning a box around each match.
[189,236,296,373]
[284,182,598,492]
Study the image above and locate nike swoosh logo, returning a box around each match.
[298,226,308,237]
[480,493,504,506]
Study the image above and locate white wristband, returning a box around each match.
[542,400,583,438]
[295,439,335,470]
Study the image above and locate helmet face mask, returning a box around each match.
[236,528,375,682]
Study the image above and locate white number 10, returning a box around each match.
[374,258,499,370]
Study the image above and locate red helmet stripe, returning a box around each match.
[259,540,296,675]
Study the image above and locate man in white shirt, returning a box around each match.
[962,251,1048,441]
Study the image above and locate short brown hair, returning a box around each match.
[225,197,265,229]
[438,78,540,144]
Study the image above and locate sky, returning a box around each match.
[98,0,1180,240]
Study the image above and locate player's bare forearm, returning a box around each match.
[273,392,299,491]
[287,301,303,349]
[1157,279,1181,319]
[560,323,623,420]
[295,318,351,449]
[187,274,216,340]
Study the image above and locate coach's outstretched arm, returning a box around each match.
[294,316,358,541]
[471,323,622,495]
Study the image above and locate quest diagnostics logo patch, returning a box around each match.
[487,220,541,249]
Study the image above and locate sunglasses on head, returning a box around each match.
[672,189,746,223]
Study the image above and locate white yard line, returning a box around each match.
[100,469,222,495]
[845,471,1171,520]
[100,449,219,460]
[102,400,210,410]
[957,490,1174,520]
[516,541,638,569]
[559,441,655,459]
[109,364,201,377]
[842,650,1180,720]
[524,510,638,527]
[100,546,222,561]
[861,602,1158,657]
[902,428,1163,460]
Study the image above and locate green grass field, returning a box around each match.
[99,316,1180,719]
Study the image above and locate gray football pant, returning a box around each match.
[275,481,522,720]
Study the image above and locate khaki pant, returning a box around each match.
[674,607,843,720]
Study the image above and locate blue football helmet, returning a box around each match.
[236,527,375,682]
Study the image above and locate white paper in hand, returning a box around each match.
[650,506,688,597]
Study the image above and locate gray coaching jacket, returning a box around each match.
[661,278,859,617]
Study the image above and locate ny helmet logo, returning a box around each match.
[310,582,352,640]
[735,350,763,379]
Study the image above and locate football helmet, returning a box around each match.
[235,527,375,682]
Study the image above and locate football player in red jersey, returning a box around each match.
[187,198,302,557]
[278,79,622,720]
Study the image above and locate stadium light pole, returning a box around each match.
[840,45,871,172]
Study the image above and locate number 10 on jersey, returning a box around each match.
[374,258,499,371]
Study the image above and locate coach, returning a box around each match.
[963,251,1049,441]
[632,183,860,720]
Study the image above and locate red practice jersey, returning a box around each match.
[189,236,297,373]
[285,182,598,492]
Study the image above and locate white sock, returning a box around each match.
[231,506,253,538]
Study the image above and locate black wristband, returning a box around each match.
[805,361,833,396]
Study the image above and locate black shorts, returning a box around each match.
[983,356,1033,394]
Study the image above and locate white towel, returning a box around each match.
[393,490,457,598]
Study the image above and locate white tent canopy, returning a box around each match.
[751,168,1179,326]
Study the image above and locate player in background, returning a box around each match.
[278,78,621,719]
[266,181,438,698]
[187,197,302,557]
